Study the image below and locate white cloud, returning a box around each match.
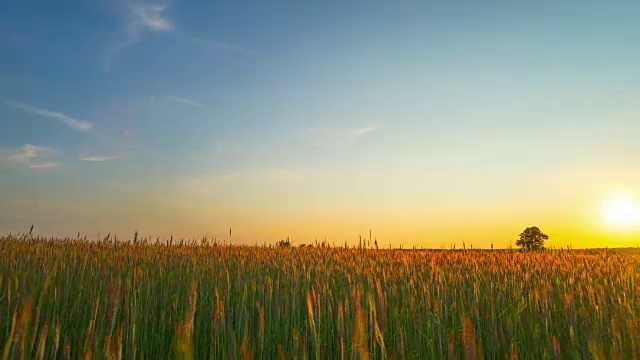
[2,144,59,169]
[130,2,174,32]
[80,155,118,162]
[105,1,174,70]
[105,1,243,70]
[4,100,93,131]
[166,95,205,109]
[28,162,58,169]
[8,144,56,162]
[348,124,381,139]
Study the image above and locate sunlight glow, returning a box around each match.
[603,196,640,226]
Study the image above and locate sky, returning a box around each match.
[1,0,639,248]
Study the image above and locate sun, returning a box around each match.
[602,195,640,226]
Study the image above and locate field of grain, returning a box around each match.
[0,234,638,359]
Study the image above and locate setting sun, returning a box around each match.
[603,196,640,226]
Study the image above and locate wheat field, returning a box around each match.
[0,233,638,359]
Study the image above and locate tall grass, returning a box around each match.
[0,234,638,358]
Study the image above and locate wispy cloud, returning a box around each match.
[105,0,174,70]
[4,100,93,131]
[8,144,56,162]
[105,1,243,70]
[166,95,205,109]
[348,124,381,139]
[28,162,58,169]
[183,35,244,52]
[3,98,159,164]
[2,144,59,169]
[80,155,118,162]
[130,2,174,32]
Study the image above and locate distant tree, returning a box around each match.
[516,227,548,251]
[277,238,292,248]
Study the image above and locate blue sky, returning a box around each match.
[1,0,639,246]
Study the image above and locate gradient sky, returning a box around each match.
[1,0,639,248]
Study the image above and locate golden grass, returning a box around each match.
[0,234,638,358]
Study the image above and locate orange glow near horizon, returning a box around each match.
[2,168,639,249]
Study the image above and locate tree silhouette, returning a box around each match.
[516,227,548,251]
[277,238,292,248]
